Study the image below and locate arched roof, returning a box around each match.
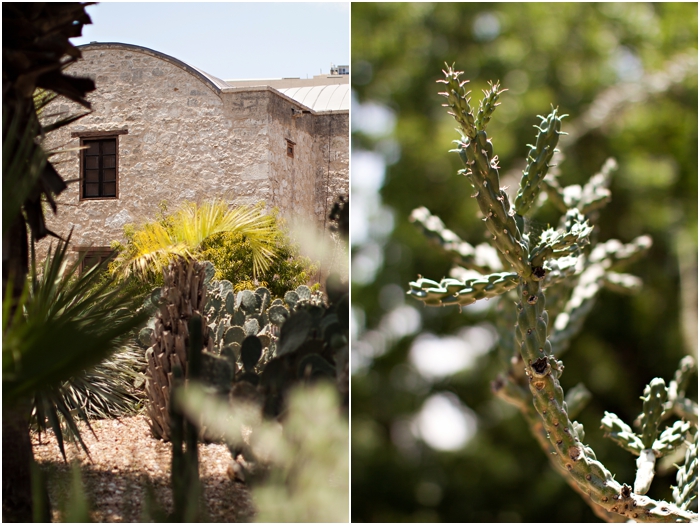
[77,42,349,114]
[77,42,228,94]
[277,84,350,112]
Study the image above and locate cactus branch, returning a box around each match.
[493,375,626,523]
[475,81,506,132]
[635,449,658,495]
[439,67,531,277]
[520,297,694,520]
[409,206,503,273]
[601,371,693,498]
[672,429,698,511]
[601,411,646,455]
[564,383,593,421]
[437,63,476,139]
[549,235,652,356]
[667,357,698,423]
[514,108,566,216]
[454,132,530,276]
[671,356,696,399]
[578,158,615,216]
[654,420,692,456]
[641,379,669,449]
[408,272,519,307]
[409,67,698,522]
[589,235,653,270]
[529,210,593,268]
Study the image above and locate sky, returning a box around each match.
[71,2,349,80]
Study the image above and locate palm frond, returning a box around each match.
[115,199,280,282]
[212,203,278,277]
[3,232,150,403]
[176,200,278,278]
[114,221,190,280]
[2,107,47,238]
[31,344,146,460]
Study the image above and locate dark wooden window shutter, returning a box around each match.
[74,247,117,274]
[82,138,118,199]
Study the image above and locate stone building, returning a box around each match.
[40,42,349,266]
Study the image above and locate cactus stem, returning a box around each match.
[415,65,698,522]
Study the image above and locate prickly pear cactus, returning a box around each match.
[224,280,348,419]
[406,64,698,522]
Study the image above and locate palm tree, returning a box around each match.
[113,200,281,283]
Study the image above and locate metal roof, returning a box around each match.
[277,84,349,112]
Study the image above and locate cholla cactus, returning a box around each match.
[407,64,698,522]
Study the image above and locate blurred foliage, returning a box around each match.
[351,3,697,522]
[180,381,349,522]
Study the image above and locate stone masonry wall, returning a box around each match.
[40,46,273,255]
[37,44,349,264]
[314,113,350,227]
[267,91,317,226]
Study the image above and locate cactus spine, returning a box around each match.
[409,64,698,522]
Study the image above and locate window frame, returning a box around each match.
[72,246,117,275]
[72,129,128,201]
[286,139,296,159]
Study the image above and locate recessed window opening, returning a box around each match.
[73,129,127,200]
[286,139,296,159]
[75,247,116,274]
[82,138,117,198]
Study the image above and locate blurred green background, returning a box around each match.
[350,3,697,522]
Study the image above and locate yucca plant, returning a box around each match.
[31,343,146,451]
[4,233,150,455]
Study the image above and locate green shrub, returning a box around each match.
[110,203,317,299]
[198,227,317,298]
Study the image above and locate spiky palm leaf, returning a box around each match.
[3,232,150,404]
[117,221,191,282]
[31,344,147,460]
[114,200,279,281]
[3,2,96,243]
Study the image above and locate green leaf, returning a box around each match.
[3,233,149,403]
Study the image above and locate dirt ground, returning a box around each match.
[30,415,256,522]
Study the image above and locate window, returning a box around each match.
[286,139,295,159]
[72,129,127,200]
[83,138,117,198]
[74,247,116,274]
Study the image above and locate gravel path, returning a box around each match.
[31,415,255,522]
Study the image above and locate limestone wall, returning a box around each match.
[267,91,317,225]
[314,113,350,226]
[38,43,348,263]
